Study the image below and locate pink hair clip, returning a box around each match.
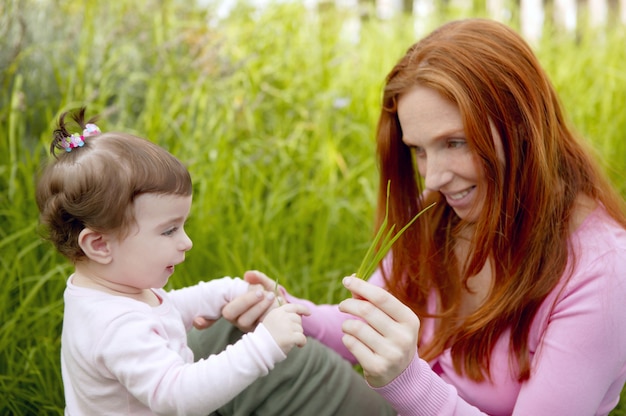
[60,123,101,152]
[61,133,85,152]
[83,123,101,137]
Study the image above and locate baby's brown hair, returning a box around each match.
[36,108,192,262]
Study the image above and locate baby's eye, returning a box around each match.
[162,227,178,236]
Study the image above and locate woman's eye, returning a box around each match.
[448,139,466,148]
[413,146,426,157]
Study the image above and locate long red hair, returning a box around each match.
[375,19,626,381]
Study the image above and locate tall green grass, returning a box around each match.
[1,0,625,413]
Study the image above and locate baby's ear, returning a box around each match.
[78,228,113,264]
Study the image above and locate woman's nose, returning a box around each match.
[422,155,453,191]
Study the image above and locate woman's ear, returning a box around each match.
[78,228,113,264]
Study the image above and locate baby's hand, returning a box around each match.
[262,303,310,355]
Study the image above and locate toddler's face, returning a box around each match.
[106,193,193,290]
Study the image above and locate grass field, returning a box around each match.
[1,0,625,413]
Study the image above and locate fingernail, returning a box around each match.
[266,292,275,301]
[343,276,352,287]
[255,290,263,298]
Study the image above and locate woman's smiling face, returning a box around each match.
[398,85,502,222]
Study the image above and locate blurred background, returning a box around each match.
[1,0,625,413]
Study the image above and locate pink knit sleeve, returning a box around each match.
[374,212,626,415]
[284,268,388,363]
[373,354,485,415]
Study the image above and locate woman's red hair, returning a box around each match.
[375,18,626,381]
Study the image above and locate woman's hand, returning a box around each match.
[192,270,280,333]
[339,276,420,388]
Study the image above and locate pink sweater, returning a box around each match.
[62,277,285,415]
[287,206,626,415]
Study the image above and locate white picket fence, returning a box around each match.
[359,0,626,42]
[203,0,626,42]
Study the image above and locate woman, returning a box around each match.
[194,18,626,415]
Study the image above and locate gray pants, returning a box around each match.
[187,319,397,416]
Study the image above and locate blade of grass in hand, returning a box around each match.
[274,278,283,306]
[356,181,435,279]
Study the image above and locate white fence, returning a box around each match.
[360,0,626,42]
[204,0,626,42]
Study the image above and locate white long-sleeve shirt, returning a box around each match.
[62,277,285,416]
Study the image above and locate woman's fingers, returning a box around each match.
[339,297,390,339]
[221,289,275,331]
[339,276,420,387]
[192,316,216,330]
[243,270,276,291]
[244,269,286,305]
[195,271,287,333]
[340,276,419,328]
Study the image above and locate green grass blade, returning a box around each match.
[356,180,436,279]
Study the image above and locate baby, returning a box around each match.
[35,108,309,415]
